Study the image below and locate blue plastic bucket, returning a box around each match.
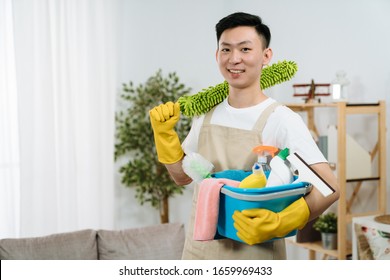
[216,179,311,243]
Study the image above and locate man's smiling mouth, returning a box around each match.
[228,69,245,74]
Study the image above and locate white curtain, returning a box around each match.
[0,0,117,238]
[0,0,21,238]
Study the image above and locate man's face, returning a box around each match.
[216,26,271,91]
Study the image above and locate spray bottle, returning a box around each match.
[265,148,294,187]
[252,145,278,173]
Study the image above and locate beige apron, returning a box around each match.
[182,102,286,260]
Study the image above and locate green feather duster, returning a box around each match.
[178,60,298,117]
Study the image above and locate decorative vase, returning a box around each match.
[321,232,337,250]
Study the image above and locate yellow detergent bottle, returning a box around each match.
[239,162,267,188]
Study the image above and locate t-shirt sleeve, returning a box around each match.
[263,106,327,165]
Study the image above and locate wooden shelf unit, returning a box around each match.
[285,101,387,260]
[287,239,352,260]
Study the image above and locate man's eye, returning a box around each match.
[242,48,251,52]
[221,48,230,52]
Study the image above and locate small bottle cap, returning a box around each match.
[278,148,290,160]
[252,162,264,173]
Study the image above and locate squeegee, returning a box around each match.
[287,152,335,197]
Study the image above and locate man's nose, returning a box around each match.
[229,50,242,64]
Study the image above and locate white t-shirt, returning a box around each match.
[182,97,327,165]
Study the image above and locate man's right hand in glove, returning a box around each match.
[149,101,184,164]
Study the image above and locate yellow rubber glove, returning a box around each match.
[232,197,310,245]
[149,101,184,164]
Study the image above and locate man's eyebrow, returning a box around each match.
[219,40,253,46]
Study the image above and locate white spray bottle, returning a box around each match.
[265,148,294,187]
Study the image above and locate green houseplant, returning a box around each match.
[115,70,192,223]
[313,212,338,233]
[313,212,338,250]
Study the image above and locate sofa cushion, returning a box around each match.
[97,223,185,260]
[0,229,98,260]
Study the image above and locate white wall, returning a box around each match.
[115,0,390,259]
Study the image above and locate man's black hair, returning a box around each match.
[216,12,271,48]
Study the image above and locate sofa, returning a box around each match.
[0,222,185,260]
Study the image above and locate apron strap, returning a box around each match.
[252,102,281,133]
[203,105,218,125]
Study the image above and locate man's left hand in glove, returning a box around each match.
[232,197,310,245]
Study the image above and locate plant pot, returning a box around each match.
[321,232,337,250]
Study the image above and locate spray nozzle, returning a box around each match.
[253,145,278,162]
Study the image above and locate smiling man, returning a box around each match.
[216,24,271,108]
[149,12,339,260]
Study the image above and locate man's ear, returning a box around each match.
[215,48,219,62]
[262,48,273,66]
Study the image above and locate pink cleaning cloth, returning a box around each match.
[193,178,240,241]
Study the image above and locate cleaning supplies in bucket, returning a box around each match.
[266,148,294,187]
[259,147,334,196]
[248,145,334,196]
[238,162,267,188]
[252,145,278,173]
[251,145,293,188]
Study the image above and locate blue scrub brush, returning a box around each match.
[182,153,215,183]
